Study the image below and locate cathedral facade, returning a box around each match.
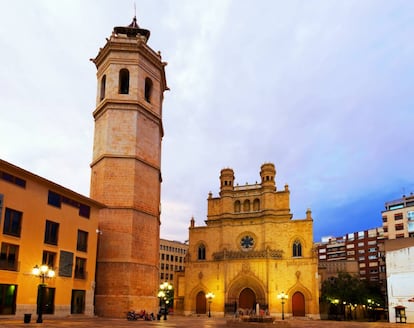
[175,163,320,319]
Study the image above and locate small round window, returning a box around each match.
[240,235,254,251]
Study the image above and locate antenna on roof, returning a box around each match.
[134,1,136,18]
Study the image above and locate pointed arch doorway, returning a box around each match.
[196,291,207,314]
[292,292,305,316]
[239,288,256,310]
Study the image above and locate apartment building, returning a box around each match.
[159,239,188,285]
[0,159,104,317]
[317,227,385,282]
[381,194,414,239]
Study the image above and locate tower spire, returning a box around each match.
[113,13,150,40]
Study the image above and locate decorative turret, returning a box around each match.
[306,208,312,220]
[219,168,235,196]
[260,163,276,191]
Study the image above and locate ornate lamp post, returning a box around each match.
[32,265,55,323]
[206,292,215,317]
[158,282,172,320]
[277,291,288,320]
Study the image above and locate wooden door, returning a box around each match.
[196,291,206,314]
[239,288,256,310]
[292,292,305,316]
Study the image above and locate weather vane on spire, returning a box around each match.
[114,3,150,40]
[134,2,136,18]
[128,2,139,29]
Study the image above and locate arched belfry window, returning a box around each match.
[234,200,241,213]
[100,75,106,101]
[144,77,153,103]
[253,199,260,211]
[198,244,206,260]
[119,69,130,94]
[293,240,302,257]
[243,200,250,212]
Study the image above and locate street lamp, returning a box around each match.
[277,291,288,320]
[158,282,173,320]
[367,299,374,321]
[32,265,55,323]
[205,292,215,317]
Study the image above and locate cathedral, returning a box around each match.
[175,163,320,319]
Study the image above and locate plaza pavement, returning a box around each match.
[0,315,413,328]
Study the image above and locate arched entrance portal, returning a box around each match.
[239,288,256,310]
[196,291,206,314]
[292,292,305,316]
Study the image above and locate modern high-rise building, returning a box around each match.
[90,17,168,317]
[381,194,414,239]
[316,227,385,283]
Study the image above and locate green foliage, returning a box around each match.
[321,272,365,305]
[364,280,384,307]
[321,271,385,307]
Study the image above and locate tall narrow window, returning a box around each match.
[243,200,250,212]
[234,200,241,213]
[3,208,22,237]
[0,243,19,271]
[74,257,87,279]
[100,75,106,101]
[198,244,206,260]
[44,220,59,245]
[42,251,56,268]
[77,230,88,252]
[119,69,130,94]
[253,199,260,211]
[47,191,61,208]
[293,240,302,257]
[144,77,153,102]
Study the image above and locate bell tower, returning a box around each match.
[90,17,168,317]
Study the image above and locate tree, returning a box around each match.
[321,271,387,321]
[321,272,368,320]
[321,272,366,305]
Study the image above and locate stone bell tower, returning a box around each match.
[90,16,168,317]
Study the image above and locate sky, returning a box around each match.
[1,1,413,243]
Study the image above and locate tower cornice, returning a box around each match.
[90,153,161,172]
[93,99,164,138]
